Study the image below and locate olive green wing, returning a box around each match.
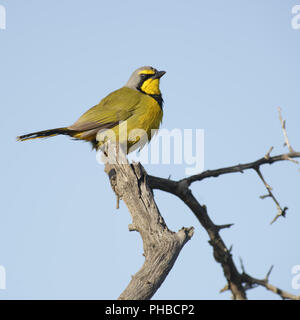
[68,87,141,131]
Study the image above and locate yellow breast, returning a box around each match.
[98,94,163,152]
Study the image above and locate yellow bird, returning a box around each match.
[17,66,166,153]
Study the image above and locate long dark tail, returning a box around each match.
[17,127,73,141]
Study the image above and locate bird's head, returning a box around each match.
[125,66,166,96]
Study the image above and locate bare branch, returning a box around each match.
[104,146,194,300]
[179,151,300,186]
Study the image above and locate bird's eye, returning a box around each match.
[140,74,147,79]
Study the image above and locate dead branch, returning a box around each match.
[103,146,194,300]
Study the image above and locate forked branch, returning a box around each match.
[103,146,194,300]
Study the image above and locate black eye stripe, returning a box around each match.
[140,73,154,80]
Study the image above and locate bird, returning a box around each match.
[17,66,166,153]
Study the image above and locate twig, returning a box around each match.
[264,146,274,160]
[240,262,300,300]
[278,107,295,153]
[254,167,288,224]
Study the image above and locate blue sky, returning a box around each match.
[0,0,300,299]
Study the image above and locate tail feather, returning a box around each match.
[17,127,72,141]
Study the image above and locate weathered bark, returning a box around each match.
[104,149,194,300]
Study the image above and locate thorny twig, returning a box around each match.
[255,166,288,224]
[278,107,295,154]
[239,259,300,300]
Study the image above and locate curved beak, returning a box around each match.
[153,70,166,79]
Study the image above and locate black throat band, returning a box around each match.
[138,88,163,109]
